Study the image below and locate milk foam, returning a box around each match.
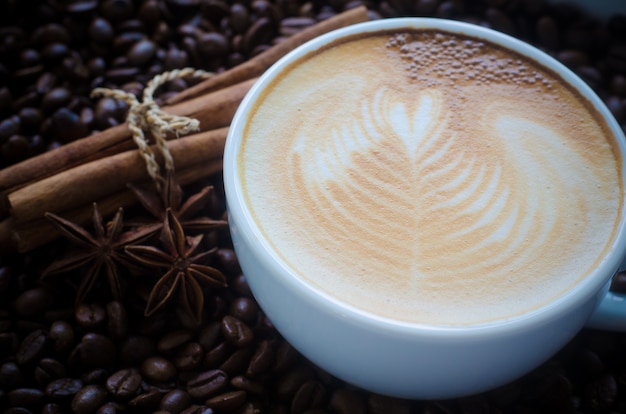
[240,31,622,325]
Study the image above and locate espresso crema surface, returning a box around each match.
[239,30,623,325]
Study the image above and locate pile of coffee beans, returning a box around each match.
[2,1,626,413]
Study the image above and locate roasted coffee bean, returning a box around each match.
[34,358,66,385]
[197,33,227,58]
[0,87,12,112]
[81,368,109,385]
[96,402,124,414]
[329,388,366,414]
[41,403,63,414]
[128,388,162,410]
[158,329,194,353]
[280,17,316,36]
[2,134,30,161]
[206,390,247,412]
[71,385,107,414]
[276,365,316,401]
[246,339,274,377]
[204,341,235,367]
[239,402,268,414]
[219,347,253,376]
[160,389,192,413]
[104,67,141,84]
[89,18,114,45]
[45,378,83,402]
[137,0,161,25]
[577,65,603,89]
[0,361,24,388]
[221,315,254,347]
[68,333,116,368]
[40,87,71,114]
[18,107,42,134]
[127,39,157,67]
[31,23,68,46]
[93,97,123,130]
[485,7,516,35]
[79,107,96,130]
[106,368,142,399]
[117,19,146,33]
[141,356,177,383]
[35,72,57,96]
[273,340,299,373]
[179,405,214,414]
[215,248,240,276]
[75,303,106,328]
[177,24,203,39]
[174,341,204,371]
[231,274,253,298]
[50,107,88,142]
[0,117,20,142]
[164,46,189,70]
[7,387,45,407]
[207,295,229,320]
[227,52,246,69]
[610,74,626,97]
[556,49,589,69]
[106,301,129,339]
[48,321,75,353]
[230,375,265,395]
[230,3,251,33]
[198,322,221,351]
[606,95,625,122]
[535,15,560,50]
[228,298,257,325]
[16,329,48,365]
[4,408,35,414]
[87,57,107,78]
[100,0,135,21]
[187,369,228,400]
[242,17,273,55]
[291,380,327,414]
[67,0,98,14]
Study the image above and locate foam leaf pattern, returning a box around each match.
[286,87,602,289]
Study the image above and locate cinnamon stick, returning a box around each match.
[165,6,369,104]
[10,158,224,253]
[0,79,253,196]
[8,127,229,225]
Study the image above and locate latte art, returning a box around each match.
[241,31,622,325]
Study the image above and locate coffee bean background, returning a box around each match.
[2,0,626,413]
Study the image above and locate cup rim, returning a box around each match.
[224,17,626,337]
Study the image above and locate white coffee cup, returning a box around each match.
[223,18,626,399]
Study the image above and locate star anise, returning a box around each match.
[43,203,157,305]
[124,208,227,325]
[128,168,227,235]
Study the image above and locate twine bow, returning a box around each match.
[91,68,213,191]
